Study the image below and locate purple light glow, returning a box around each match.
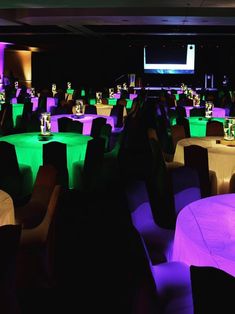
[171,106,226,117]
[46,97,57,112]
[50,114,115,135]
[0,42,12,87]
[172,194,235,277]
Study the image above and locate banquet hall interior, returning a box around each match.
[1,1,235,313]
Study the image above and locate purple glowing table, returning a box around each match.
[50,114,115,135]
[172,194,235,277]
[171,106,227,117]
[11,97,56,113]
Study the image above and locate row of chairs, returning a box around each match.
[0,164,61,313]
[122,136,235,312]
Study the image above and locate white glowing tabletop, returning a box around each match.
[173,136,235,194]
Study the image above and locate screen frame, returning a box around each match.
[144,44,195,74]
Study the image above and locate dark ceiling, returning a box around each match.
[0,0,235,48]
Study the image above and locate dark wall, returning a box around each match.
[32,42,142,91]
[31,38,235,91]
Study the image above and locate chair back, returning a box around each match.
[0,141,20,175]
[100,123,112,152]
[175,106,187,118]
[17,185,61,289]
[68,119,83,134]
[146,138,176,229]
[176,117,191,137]
[206,120,224,136]
[124,225,159,313]
[43,141,68,189]
[57,117,71,132]
[15,164,58,229]
[84,105,97,114]
[189,107,205,117]
[184,144,211,197]
[26,114,41,132]
[0,103,13,134]
[22,100,33,120]
[171,124,186,151]
[110,104,124,128]
[101,98,108,104]
[83,138,105,190]
[90,117,107,138]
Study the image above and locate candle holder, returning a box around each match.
[109,88,114,98]
[224,117,235,140]
[71,99,84,118]
[39,112,52,140]
[205,101,214,118]
[96,92,102,104]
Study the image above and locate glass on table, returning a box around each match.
[224,117,234,140]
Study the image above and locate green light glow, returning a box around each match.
[13,103,24,127]
[66,89,74,94]
[0,132,92,189]
[175,94,180,101]
[108,98,117,105]
[89,98,96,105]
[189,117,225,137]
[126,99,133,109]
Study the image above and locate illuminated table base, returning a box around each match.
[0,132,92,190]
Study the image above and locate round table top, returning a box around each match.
[172,193,235,277]
[0,132,91,148]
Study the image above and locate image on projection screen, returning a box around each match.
[144,44,195,74]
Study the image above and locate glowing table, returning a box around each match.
[95,104,128,116]
[172,194,235,277]
[171,106,226,118]
[50,114,115,135]
[173,136,235,194]
[11,97,56,113]
[187,117,225,137]
[2,103,24,128]
[0,190,15,226]
[171,116,225,137]
[0,132,92,190]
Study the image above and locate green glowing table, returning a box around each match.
[188,117,225,137]
[0,103,24,128]
[0,132,92,189]
[108,98,117,105]
[13,103,24,127]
